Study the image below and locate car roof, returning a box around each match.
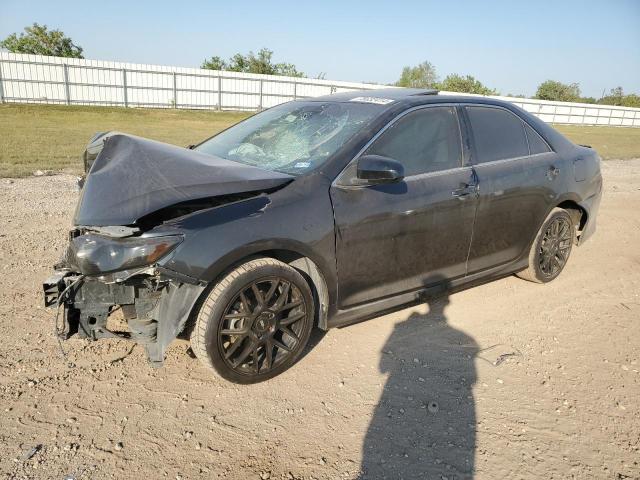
[307,87,516,110]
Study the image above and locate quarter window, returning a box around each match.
[466,106,529,163]
[524,123,551,154]
[364,107,463,176]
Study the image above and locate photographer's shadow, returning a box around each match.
[359,281,478,479]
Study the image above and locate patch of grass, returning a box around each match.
[555,125,640,160]
[0,104,250,177]
[1,104,638,177]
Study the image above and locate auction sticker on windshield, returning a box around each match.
[349,96,394,105]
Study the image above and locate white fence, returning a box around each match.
[1,52,639,127]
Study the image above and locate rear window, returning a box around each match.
[466,106,529,163]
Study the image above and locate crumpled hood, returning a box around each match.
[74,133,293,226]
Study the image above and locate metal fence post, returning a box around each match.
[172,72,177,108]
[0,62,4,103]
[63,64,71,105]
[122,68,128,107]
[258,79,264,111]
[293,81,297,100]
[217,75,222,111]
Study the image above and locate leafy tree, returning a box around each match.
[395,61,438,88]
[201,56,226,70]
[202,48,304,77]
[535,80,581,102]
[438,74,498,95]
[0,23,83,58]
[598,87,640,108]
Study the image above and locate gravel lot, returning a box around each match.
[1,161,639,480]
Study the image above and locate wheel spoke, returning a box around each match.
[280,311,305,326]
[280,325,299,342]
[272,282,291,310]
[220,328,248,336]
[224,334,248,359]
[264,339,274,370]
[251,283,264,307]
[239,291,251,313]
[280,299,302,312]
[264,279,279,304]
[272,338,292,353]
[232,339,255,367]
[252,344,260,373]
[224,313,248,320]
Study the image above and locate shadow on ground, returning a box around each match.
[359,282,478,479]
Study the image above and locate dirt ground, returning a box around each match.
[0,161,639,480]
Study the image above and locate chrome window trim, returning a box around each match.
[333,103,465,187]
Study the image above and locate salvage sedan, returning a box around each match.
[43,88,602,383]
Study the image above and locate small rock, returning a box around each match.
[22,445,42,460]
[33,170,45,177]
[413,358,419,363]
[4,179,14,184]
[427,401,439,413]
[338,381,344,387]
[497,378,504,384]
[259,471,271,479]
[114,441,123,451]
[320,457,327,465]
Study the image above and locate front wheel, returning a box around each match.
[190,258,314,383]
[517,208,575,283]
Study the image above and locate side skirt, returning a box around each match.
[327,258,528,329]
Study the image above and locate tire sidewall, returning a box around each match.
[199,261,314,384]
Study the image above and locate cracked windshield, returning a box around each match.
[195,101,383,174]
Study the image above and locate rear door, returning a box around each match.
[330,106,477,308]
[463,105,558,274]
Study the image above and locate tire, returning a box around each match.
[517,208,575,283]
[190,257,314,384]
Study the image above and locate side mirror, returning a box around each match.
[357,155,405,184]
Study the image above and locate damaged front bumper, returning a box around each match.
[43,262,204,367]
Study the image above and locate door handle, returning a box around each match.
[452,183,478,198]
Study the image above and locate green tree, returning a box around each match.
[597,87,640,107]
[0,23,83,58]
[535,80,581,102]
[395,61,438,88]
[438,74,498,95]
[201,48,305,77]
[201,56,226,70]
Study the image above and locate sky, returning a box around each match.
[1,0,639,98]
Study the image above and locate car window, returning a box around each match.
[364,107,462,176]
[466,106,529,163]
[524,123,551,155]
[194,101,383,175]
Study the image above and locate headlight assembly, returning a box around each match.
[70,233,182,275]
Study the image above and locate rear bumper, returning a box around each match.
[43,268,204,366]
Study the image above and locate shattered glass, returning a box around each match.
[195,101,383,175]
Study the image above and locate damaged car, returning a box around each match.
[44,88,602,383]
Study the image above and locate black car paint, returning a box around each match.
[46,88,602,366]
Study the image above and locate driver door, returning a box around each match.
[330,106,477,308]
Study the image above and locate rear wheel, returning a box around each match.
[191,258,314,383]
[517,208,575,283]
